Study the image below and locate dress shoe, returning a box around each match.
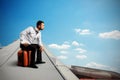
[35,61,46,64]
[30,65,38,68]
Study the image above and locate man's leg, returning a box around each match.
[20,44,38,68]
[29,46,36,66]
[36,49,42,62]
[36,46,45,64]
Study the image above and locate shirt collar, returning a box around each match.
[35,27,39,33]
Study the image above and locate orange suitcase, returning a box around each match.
[18,50,31,67]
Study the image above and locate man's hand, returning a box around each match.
[39,46,44,51]
[23,43,29,47]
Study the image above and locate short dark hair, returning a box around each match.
[36,20,44,27]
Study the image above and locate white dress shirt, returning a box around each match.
[20,26,43,46]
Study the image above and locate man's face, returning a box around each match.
[38,23,44,30]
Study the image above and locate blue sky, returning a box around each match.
[0,0,120,73]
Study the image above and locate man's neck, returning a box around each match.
[35,27,40,32]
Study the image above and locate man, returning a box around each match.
[20,20,45,68]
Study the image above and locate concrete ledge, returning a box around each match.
[43,45,79,80]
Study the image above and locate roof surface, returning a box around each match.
[0,40,79,80]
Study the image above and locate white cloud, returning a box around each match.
[85,62,118,72]
[60,51,68,54]
[72,41,85,47]
[48,43,70,50]
[74,48,87,53]
[72,41,79,46]
[85,62,108,69]
[57,55,68,59]
[75,28,92,35]
[99,30,120,40]
[76,55,87,59]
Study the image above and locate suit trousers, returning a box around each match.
[20,44,42,66]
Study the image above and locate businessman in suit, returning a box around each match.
[20,20,45,68]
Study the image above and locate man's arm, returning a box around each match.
[20,27,32,46]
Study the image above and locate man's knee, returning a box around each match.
[31,47,36,52]
[28,45,36,51]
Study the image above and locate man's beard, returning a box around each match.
[40,28,44,30]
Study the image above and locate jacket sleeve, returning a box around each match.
[20,27,32,44]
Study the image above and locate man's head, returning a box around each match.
[36,20,44,30]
